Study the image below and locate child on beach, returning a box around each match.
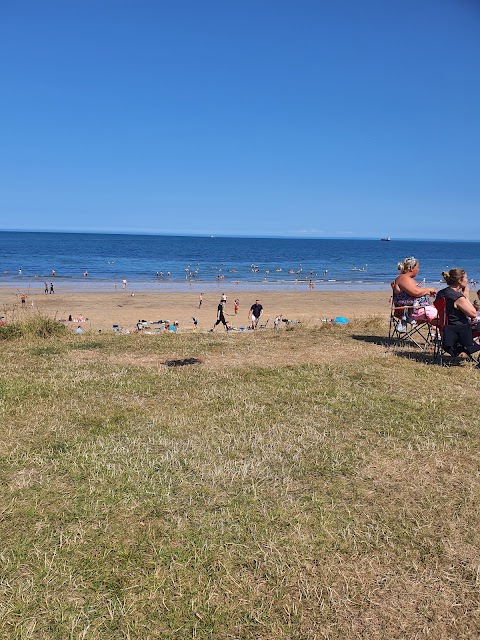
[472,290,480,333]
[473,290,480,311]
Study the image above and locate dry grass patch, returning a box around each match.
[1,318,480,638]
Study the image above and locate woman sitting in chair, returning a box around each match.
[393,257,438,323]
[436,269,480,359]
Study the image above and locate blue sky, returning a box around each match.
[1,0,479,239]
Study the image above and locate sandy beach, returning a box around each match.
[0,286,391,332]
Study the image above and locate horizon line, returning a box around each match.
[0,228,478,243]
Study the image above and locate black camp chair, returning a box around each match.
[388,283,433,350]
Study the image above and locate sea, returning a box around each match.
[1,231,479,293]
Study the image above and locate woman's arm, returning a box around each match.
[397,275,436,297]
[455,296,477,319]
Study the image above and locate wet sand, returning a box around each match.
[0,286,390,332]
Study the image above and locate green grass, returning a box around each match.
[1,317,480,638]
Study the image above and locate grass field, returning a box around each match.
[1,317,480,639]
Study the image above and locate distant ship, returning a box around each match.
[381,236,391,241]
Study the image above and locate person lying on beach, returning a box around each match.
[393,257,438,323]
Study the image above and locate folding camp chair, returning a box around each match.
[432,297,480,366]
[432,298,446,365]
[388,284,433,350]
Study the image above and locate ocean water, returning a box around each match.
[1,231,479,292]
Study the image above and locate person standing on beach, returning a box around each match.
[122,278,127,291]
[221,292,227,304]
[50,282,55,294]
[199,293,203,308]
[234,298,239,314]
[212,300,228,331]
[44,282,49,294]
[249,299,263,329]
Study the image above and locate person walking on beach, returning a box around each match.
[122,278,127,291]
[199,293,203,309]
[44,282,49,294]
[249,299,263,329]
[50,282,55,294]
[234,298,239,315]
[212,300,228,331]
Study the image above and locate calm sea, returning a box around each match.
[1,231,479,292]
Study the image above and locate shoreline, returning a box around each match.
[0,278,440,294]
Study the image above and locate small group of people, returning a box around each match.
[394,256,480,361]
[159,321,178,333]
[44,282,54,294]
[211,297,264,332]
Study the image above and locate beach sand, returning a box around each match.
[0,287,390,332]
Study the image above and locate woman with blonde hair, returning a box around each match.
[393,257,438,323]
[436,268,480,359]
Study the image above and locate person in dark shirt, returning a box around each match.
[212,300,228,331]
[436,269,477,325]
[436,268,480,359]
[249,299,263,329]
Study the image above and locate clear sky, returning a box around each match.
[1,0,479,239]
